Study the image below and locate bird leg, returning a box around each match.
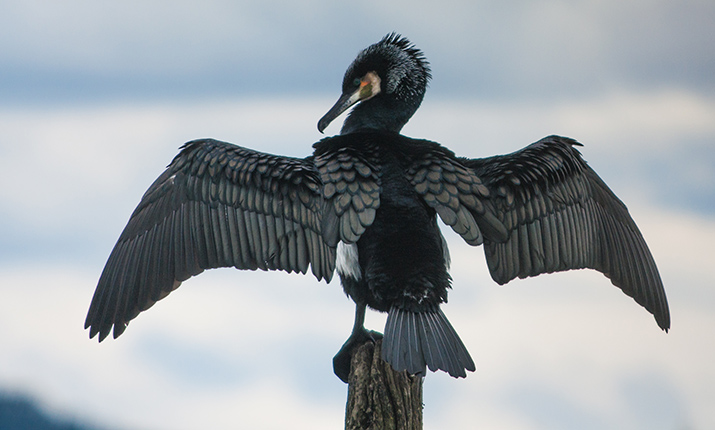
[333,301,383,383]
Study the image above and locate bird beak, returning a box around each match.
[318,71,382,133]
[317,90,361,133]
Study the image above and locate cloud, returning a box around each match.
[0,98,325,263]
[2,204,713,429]
[1,90,714,429]
[1,3,714,425]
[3,88,713,268]
[1,0,713,103]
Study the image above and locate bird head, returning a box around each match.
[318,33,432,135]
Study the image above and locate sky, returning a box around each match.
[1,1,714,429]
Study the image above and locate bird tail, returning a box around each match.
[382,306,475,378]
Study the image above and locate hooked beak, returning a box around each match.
[317,90,361,134]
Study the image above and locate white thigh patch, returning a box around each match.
[336,241,361,281]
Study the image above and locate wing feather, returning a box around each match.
[86,138,335,341]
[463,135,669,331]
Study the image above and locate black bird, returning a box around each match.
[85,33,669,383]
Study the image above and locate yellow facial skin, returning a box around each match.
[358,71,381,101]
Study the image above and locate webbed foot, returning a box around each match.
[333,328,383,383]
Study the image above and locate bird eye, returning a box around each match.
[353,78,361,87]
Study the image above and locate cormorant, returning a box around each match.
[85,33,669,383]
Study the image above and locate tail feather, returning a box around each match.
[382,306,475,378]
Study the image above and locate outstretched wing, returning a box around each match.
[462,135,669,331]
[85,139,334,341]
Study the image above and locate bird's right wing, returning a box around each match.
[85,139,334,341]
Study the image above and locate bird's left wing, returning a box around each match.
[462,135,669,331]
[85,139,334,341]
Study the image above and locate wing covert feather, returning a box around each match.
[402,138,508,246]
[313,136,381,246]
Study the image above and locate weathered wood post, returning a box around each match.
[344,340,423,430]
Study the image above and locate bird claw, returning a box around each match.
[333,329,383,383]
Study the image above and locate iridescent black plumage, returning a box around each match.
[85,34,669,383]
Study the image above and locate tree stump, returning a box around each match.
[345,340,423,430]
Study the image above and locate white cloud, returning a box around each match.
[2,205,713,429]
[1,91,714,429]
[2,0,713,102]
[3,88,713,233]
[2,0,713,426]
[412,89,715,152]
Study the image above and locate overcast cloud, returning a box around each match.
[1,1,714,429]
[2,0,714,102]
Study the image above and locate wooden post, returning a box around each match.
[344,340,423,430]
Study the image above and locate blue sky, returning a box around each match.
[1,1,714,429]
